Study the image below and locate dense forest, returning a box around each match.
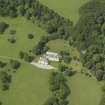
[73,0,105,81]
[0,0,73,37]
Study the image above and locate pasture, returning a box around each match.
[0,0,103,105]
[40,0,89,23]
[68,73,102,105]
[0,16,46,58]
[0,62,51,105]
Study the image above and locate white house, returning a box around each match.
[38,57,49,65]
[45,51,60,61]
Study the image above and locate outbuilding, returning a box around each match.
[45,51,60,61]
[38,57,49,65]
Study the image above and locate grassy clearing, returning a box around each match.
[40,0,89,23]
[68,73,102,105]
[0,63,51,105]
[0,16,46,58]
[47,39,79,57]
[0,16,50,105]
[47,39,82,71]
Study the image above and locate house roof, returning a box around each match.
[46,51,59,56]
[39,57,48,62]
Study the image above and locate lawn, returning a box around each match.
[40,0,89,23]
[0,16,50,105]
[47,39,83,71]
[0,16,46,58]
[47,39,80,57]
[0,63,51,105]
[68,73,102,105]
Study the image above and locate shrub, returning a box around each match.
[0,102,2,105]
[10,30,16,35]
[27,33,34,39]
[10,60,21,69]
[24,53,34,62]
[0,61,7,68]
[19,51,25,59]
[96,70,104,81]
[0,22,9,34]
[60,51,71,64]
[8,36,16,44]
[0,71,12,91]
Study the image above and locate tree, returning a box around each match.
[44,71,70,105]
[9,9,17,17]
[0,22,9,34]
[8,36,16,44]
[59,65,68,72]
[60,51,71,64]
[27,33,34,39]
[9,30,16,35]
[0,61,6,68]
[49,72,66,91]
[44,97,58,105]
[0,71,12,91]
[0,102,2,105]
[19,51,25,59]
[54,84,70,99]
[33,40,49,55]
[96,70,104,81]
[18,5,26,16]
[25,10,31,20]
[10,60,21,69]
[24,53,34,62]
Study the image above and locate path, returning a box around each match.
[0,55,56,70]
[31,62,56,70]
[0,55,27,63]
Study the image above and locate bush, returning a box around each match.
[19,51,34,62]
[10,30,16,35]
[27,33,34,39]
[0,71,12,91]
[0,102,2,105]
[2,83,10,91]
[60,51,72,63]
[63,69,74,76]
[8,36,16,44]
[10,60,21,69]
[44,72,70,105]
[19,51,25,59]
[96,70,104,81]
[9,9,17,18]
[59,65,68,72]
[0,61,7,68]
[24,53,34,62]
[44,97,58,105]
[49,72,66,91]
[0,22,9,34]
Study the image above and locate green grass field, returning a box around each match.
[0,16,50,105]
[40,0,89,23]
[0,0,103,104]
[0,63,51,105]
[68,73,102,105]
[0,17,46,58]
[47,39,80,57]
